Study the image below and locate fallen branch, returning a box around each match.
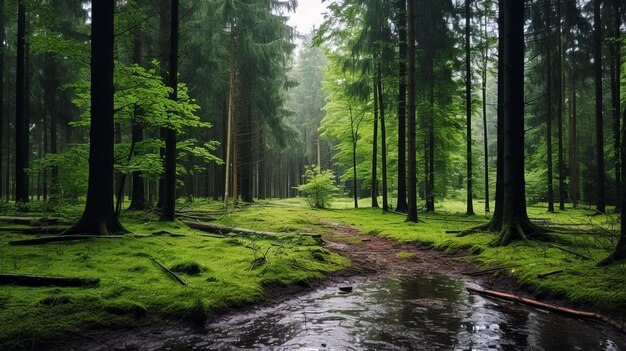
[184,222,322,241]
[466,286,624,332]
[462,265,517,276]
[537,269,564,278]
[9,235,123,246]
[0,273,99,287]
[549,244,592,260]
[148,257,188,286]
[0,216,64,225]
[0,226,67,235]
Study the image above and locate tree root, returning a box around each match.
[456,222,491,237]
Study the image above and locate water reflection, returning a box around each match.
[69,273,626,350]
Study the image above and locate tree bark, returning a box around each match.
[15,0,27,204]
[465,0,474,216]
[63,0,125,235]
[599,106,626,265]
[378,63,389,212]
[406,0,418,222]
[0,0,4,201]
[371,72,379,208]
[610,0,621,211]
[556,0,565,211]
[481,1,489,213]
[495,0,541,245]
[160,0,179,221]
[395,0,408,213]
[594,0,606,213]
[546,2,555,213]
[128,27,146,211]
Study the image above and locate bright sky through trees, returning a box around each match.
[287,0,327,36]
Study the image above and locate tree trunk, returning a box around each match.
[594,0,606,213]
[349,105,359,209]
[481,1,489,213]
[160,0,179,221]
[128,28,146,211]
[599,105,626,265]
[569,71,579,207]
[546,2,554,213]
[495,0,541,245]
[378,63,389,212]
[406,0,418,222]
[63,0,125,235]
[395,0,408,213]
[465,0,474,216]
[610,0,621,211]
[556,0,565,211]
[426,69,435,212]
[0,0,4,201]
[15,0,27,204]
[371,70,379,208]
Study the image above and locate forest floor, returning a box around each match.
[1,197,625,349]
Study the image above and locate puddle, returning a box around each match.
[66,273,626,350]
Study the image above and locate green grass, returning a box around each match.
[1,197,624,349]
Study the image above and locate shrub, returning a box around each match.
[296,165,339,209]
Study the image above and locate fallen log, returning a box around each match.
[549,244,592,260]
[148,257,188,286]
[9,235,122,246]
[0,226,67,235]
[462,265,517,276]
[0,216,63,225]
[0,273,99,287]
[466,286,624,332]
[184,222,322,241]
[537,269,564,278]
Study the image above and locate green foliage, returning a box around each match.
[296,166,339,209]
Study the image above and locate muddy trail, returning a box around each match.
[51,218,626,350]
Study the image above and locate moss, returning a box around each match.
[103,299,147,318]
[170,261,203,275]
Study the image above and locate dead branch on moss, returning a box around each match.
[462,265,517,276]
[466,286,624,332]
[537,269,563,278]
[549,244,592,260]
[184,222,322,242]
[0,273,99,287]
[9,235,123,245]
[147,257,188,286]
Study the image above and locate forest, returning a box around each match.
[0,0,625,349]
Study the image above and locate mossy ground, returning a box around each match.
[1,197,625,349]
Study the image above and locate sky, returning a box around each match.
[287,0,328,38]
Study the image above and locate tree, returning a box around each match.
[599,106,626,265]
[15,0,27,204]
[465,0,474,216]
[494,0,544,245]
[63,0,126,235]
[160,0,179,221]
[406,0,418,223]
[395,0,408,213]
[594,0,605,213]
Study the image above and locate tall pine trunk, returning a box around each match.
[556,0,565,211]
[160,0,179,221]
[378,63,389,212]
[610,0,621,211]
[406,0,418,222]
[63,0,125,235]
[465,0,474,215]
[15,0,27,204]
[546,0,554,213]
[395,0,408,213]
[594,0,606,213]
[371,71,379,208]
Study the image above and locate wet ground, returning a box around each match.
[56,218,626,350]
